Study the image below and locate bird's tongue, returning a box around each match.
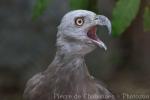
[87,26,98,40]
[87,26,107,50]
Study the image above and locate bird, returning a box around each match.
[23,10,116,100]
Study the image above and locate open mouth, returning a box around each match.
[86,15,111,50]
[87,26,99,41]
[87,26,107,50]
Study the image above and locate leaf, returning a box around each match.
[143,6,150,32]
[112,0,141,37]
[69,0,89,10]
[32,0,52,21]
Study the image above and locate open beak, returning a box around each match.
[87,15,111,50]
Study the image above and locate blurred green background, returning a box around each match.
[0,0,150,100]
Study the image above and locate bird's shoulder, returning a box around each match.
[94,79,116,100]
[23,72,46,100]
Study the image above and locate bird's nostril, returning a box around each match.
[95,17,99,20]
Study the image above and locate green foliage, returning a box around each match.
[112,0,141,37]
[70,0,89,10]
[32,0,142,37]
[32,0,52,21]
[143,7,150,32]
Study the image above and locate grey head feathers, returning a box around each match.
[57,10,111,56]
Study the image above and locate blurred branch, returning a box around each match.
[88,0,98,13]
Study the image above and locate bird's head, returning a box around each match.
[57,10,111,56]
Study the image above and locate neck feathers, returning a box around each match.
[46,51,90,79]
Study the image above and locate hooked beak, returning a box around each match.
[87,15,111,50]
[95,15,111,35]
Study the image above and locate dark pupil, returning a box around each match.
[78,20,82,23]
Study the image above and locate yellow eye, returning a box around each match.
[75,17,84,26]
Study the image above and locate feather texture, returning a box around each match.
[23,10,116,100]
